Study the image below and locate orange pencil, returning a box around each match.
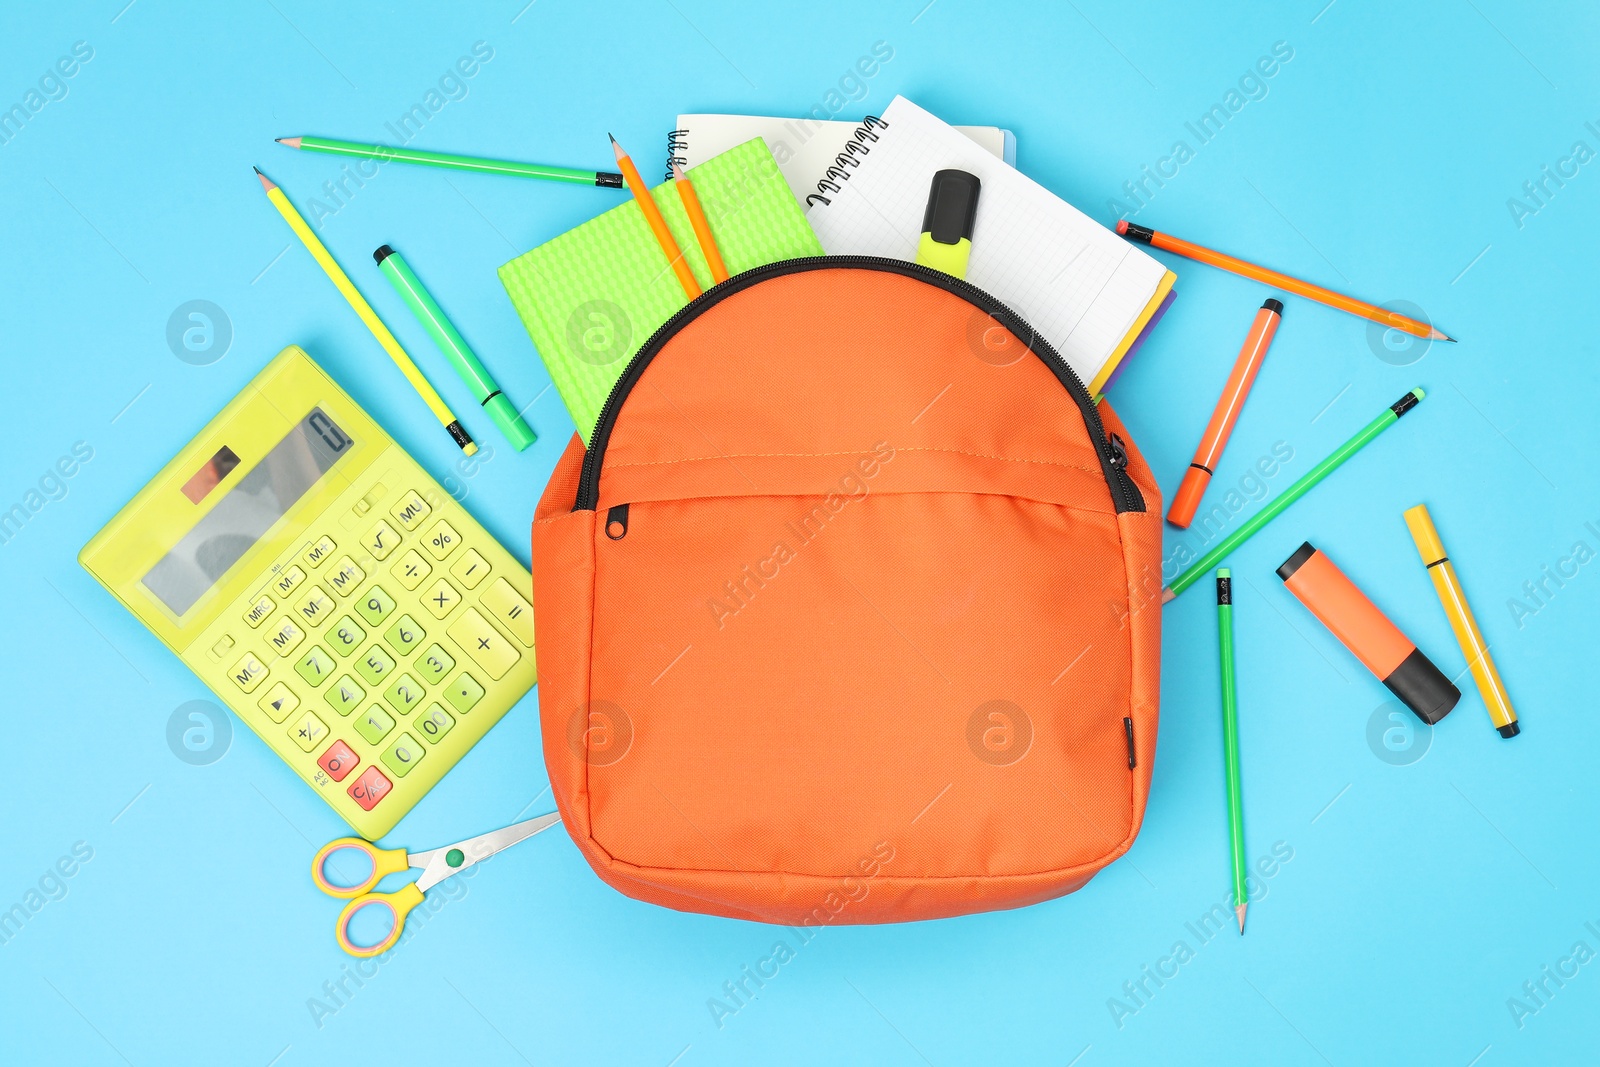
[1117,221,1453,342]
[1168,298,1282,528]
[610,133,700,300]
[672,162,728,283]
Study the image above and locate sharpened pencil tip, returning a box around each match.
[1236,903,1246,934]
[1161,587,1175,604]
[253,166,276,192]
[276,136,302,149]
[671,162,685,181]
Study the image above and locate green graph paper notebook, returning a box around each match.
[498,137,824,439]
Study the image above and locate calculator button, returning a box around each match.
[448,608,519,680]
[294,585,334,628]
[271,565,306,598]
[265,616,306,658]
[302,535,337,569]
[383,674,425,715]
[423,520,461,560]
[381,733,425,778]
[294,646,334,687]
[480,578,535,648]
[390,490,432,530]
[229,652,269,693]
[354,705,396,745]
[288,710,329,753]
[391,550,432,590]
[348,766,392,811]
[208,634,236,661]
[356,645,397,686]
[317,740,358,782]
[243,595,274,628]
[449,549,490,590]
[357,586,397,627]
[328,557,366,597]
[328,616,366,657]
[258,682,299,723]
[423,578,460,620]
[416,644,455,684]
[445,673,484,714]
[416,703,456,744]
[363,520,400,561]
[382,616,423,656]
[328,676,365,717]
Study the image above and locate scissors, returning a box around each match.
[310,811,562,957]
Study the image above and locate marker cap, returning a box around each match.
[484,392,538,452]
[1402,504,1447,565]
[1383,646,1460,725]
[1166,465,1213,528]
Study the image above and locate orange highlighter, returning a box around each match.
[1277,541,1460,724]
[1168,299,1283,528]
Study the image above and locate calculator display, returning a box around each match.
[143,408,352,615]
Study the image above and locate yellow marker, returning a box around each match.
[254,167,476,456]
[1403,504,1519,738]
[914,169,980,280]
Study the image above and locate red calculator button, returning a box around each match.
[318,740,359,782]
[347,766,392,810]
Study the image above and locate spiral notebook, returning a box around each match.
[669,113,1014,208]
[807,96,1176,394]
[498,137,824,439]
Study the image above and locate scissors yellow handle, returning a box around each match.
[310,836,411,898]
[333,883,424,958]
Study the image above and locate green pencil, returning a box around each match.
[1163,388,1427,602]
[1217,569,1247,935]
[277,135,624,188]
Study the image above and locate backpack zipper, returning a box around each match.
[572,256,1145,514]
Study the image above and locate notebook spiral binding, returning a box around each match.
[803,116,889,208]
[664,130,689,181]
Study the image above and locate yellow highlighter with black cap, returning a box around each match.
[915,169,981,280]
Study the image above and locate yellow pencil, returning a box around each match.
[254,167,476,456]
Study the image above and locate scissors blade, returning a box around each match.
[413,811,563,892]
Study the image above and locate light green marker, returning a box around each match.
[374,245,537,452]
[1163,388,1426,601]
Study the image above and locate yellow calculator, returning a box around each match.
[81,346,537,838]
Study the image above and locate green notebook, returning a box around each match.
[498,138,824,440]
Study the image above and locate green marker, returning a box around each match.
[374,245,537,452]
[1163,388,1426,601]
[279,135,624,187]
[1216,570,1247,935]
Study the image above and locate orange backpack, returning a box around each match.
[533,258,1162,924]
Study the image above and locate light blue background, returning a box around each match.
[3,1,1597,1063]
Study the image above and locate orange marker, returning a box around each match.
[1117,221,1453,342]
[671,162,728,283]
[610,134,700,300]
[1277,542,1460,724]
[1168,298,1282,528]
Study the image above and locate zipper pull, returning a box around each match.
[605,503,629,540]
[1107,433,1129,470]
